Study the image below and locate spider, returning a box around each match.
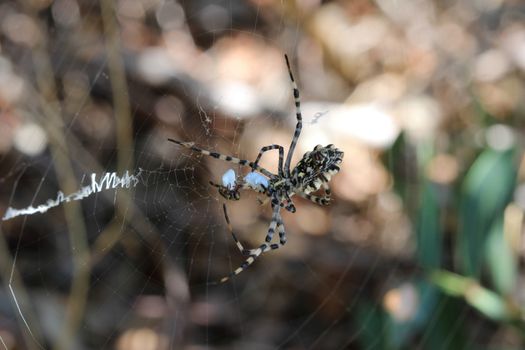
[168,55,343,283]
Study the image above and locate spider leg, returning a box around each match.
[256,196,271,206]
[252,144,285,176]
[222,203,251,256]
[276,214,287,245]
[297,180,332,205]
[270,196,293,211]
[269,201,294,214]
[265,204,281,243]
[168,138,275,179]
[284,55,303,177]
[222,203,276,256]
[219,241,282,283]
[319,175,332,197]
[210,181,241,200]
[209,181,222,189]
[296,191,331,205]
[283,193,296,213]
[285,204,296,212]
[219,204,283,283]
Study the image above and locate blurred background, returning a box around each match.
[0,0,525,349]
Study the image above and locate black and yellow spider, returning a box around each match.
[168,55,343,283]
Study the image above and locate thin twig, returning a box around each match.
[19,7,92,350]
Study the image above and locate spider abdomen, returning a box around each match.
[292,144,344,194]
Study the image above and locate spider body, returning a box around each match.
[262,144,343,211]
[168,55,343,283]
[292,144,343,195]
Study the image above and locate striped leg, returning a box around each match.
[252,144,285,176]
[219,204,283,283]
[297,181,332,205]
[222,204,281,257]
[296,191,331,205]
[276,215,287,245]
[284,193,296,213]
[264,204,282,243]
[168,138,275,179]
[284,55,303,177]
[284,202,296,212]
[270,195,295,212]
[219,241,282,283]
[222,204,251,255]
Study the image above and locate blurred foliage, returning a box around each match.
[458,148,516,278]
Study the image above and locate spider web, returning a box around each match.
[1,0,512,349]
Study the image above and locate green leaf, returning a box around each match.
[381,277,468,350]
[386,133,411,204]
[429,269,517,322]
[464,283,510,321]
[384,280,440,348]
[458,148,516,277]
[485,216,517,295]
[354,300,388,350]
[418,294,468,350]
[429,270,471,297]
[416,181,442,269]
